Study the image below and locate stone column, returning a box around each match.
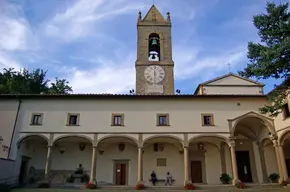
[278,144,289,181]
[90,146,97,183]
[184,146,189,184]
[229,140,238,185]
[137,147,143,183]
[257,142,269,183]
[273,140,284,183]
[44,145,53,176]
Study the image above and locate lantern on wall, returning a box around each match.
[118,143,125,152]
[197,142,204,151]
[79,143,86,151]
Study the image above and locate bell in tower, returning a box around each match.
[148,33,160,61]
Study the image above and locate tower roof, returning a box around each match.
[142,5,165,22]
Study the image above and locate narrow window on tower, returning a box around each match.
[148,33,160,61]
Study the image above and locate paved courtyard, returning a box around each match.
[10,187,290,192]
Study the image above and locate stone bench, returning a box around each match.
[149,179,176,183]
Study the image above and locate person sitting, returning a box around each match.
[150,171,157,185]
[165,172,172,186]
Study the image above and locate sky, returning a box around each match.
[0,0,289,94]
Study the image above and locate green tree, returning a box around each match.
[0,68,73,94]
[239,2,290,117]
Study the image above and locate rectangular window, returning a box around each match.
[157,158,167,167]
[30,113,43,125]
[157,113,169,126]
[66,113,80,126]
[201,114,214,126]
[111,113,124,126]
[282,103,290,119]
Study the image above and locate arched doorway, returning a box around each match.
[279,130,290,179]
[96,136,138,186]
[17,134,48,184]
[51,135,93,184]
[188,136,230,184]
[232,115,277,183]
[142,135,184,185]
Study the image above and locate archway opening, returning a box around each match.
[51,136,93,184]
[233,116,274,183]
[17,135,48,184]
[280,131,290,178]
[97,136,138,186]
[142,136,183,186]
[189,136,229,185]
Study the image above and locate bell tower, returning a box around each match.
[135,5,174,94]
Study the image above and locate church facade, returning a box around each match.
[1,5,290,187]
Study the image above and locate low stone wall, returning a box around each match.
[0,158,17,184]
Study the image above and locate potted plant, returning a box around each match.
[135,183,145,190]
[235,180,246,189]
[220,173,232,184]
[184,183,195,190]
[85,182,97,189]
[269,173,279,183]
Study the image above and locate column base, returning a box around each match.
[137,180,144,185]
[89,179,97,185]
[184,180,191,185]
[232,179,238,186]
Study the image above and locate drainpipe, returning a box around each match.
[7,97,22,159]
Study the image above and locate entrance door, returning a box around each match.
[18,156,30,184]
[286,159,290,177]
[115,163,127,185]
[191,161,202,183]
[236,151,252,182]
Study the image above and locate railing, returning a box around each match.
[0,176,18,187]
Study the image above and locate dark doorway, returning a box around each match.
[115,163,127,185]
[18,156,30,184]
[236,151,253,182]
[191,161,202,183]
[286,158,290,177]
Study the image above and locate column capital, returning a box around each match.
[92,145,98,149]
[229,140,236,148]
[183,145,189,149]
[47,145,53,148]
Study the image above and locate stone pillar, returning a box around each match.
[257,142,269,183]
[278,144,289,181]
[184,146,189,184]
[90,146,97,183]
[229,140,238,185]
[44,145,53,176]
[137,147,143,183]
[273,140,284,183]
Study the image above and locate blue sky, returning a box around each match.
[0,0,289,94]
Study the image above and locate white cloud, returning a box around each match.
[44,0,146,41]
[59,53,135,94]
[174,46,246,80]
[0,51,22,69]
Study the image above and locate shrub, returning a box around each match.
[219,173,232,184]
[235,180,246,189]
[85,183,97,189]
[135,183,145,190]
[37,182,50,188]
[268,173,279,183]
[184,183,195,190]
[66,175,75,183]
[0,184,10,192]
[82,174,90,183]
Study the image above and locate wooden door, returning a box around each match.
[236,151,253,182]
[115,163,127,185]
[286,159,290,177]
[18,156,29,184]
[191,161,202,183]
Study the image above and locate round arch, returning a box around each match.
[188,134,230,146]
[17,134,49,146]
[142,135,184,146]
[232,115,275,136]
[52,134,93,145]
[96,135,139,147]
[278,127,290,145]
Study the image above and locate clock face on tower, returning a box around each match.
[144,65,165,83]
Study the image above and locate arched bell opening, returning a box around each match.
[148,33,160,61]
